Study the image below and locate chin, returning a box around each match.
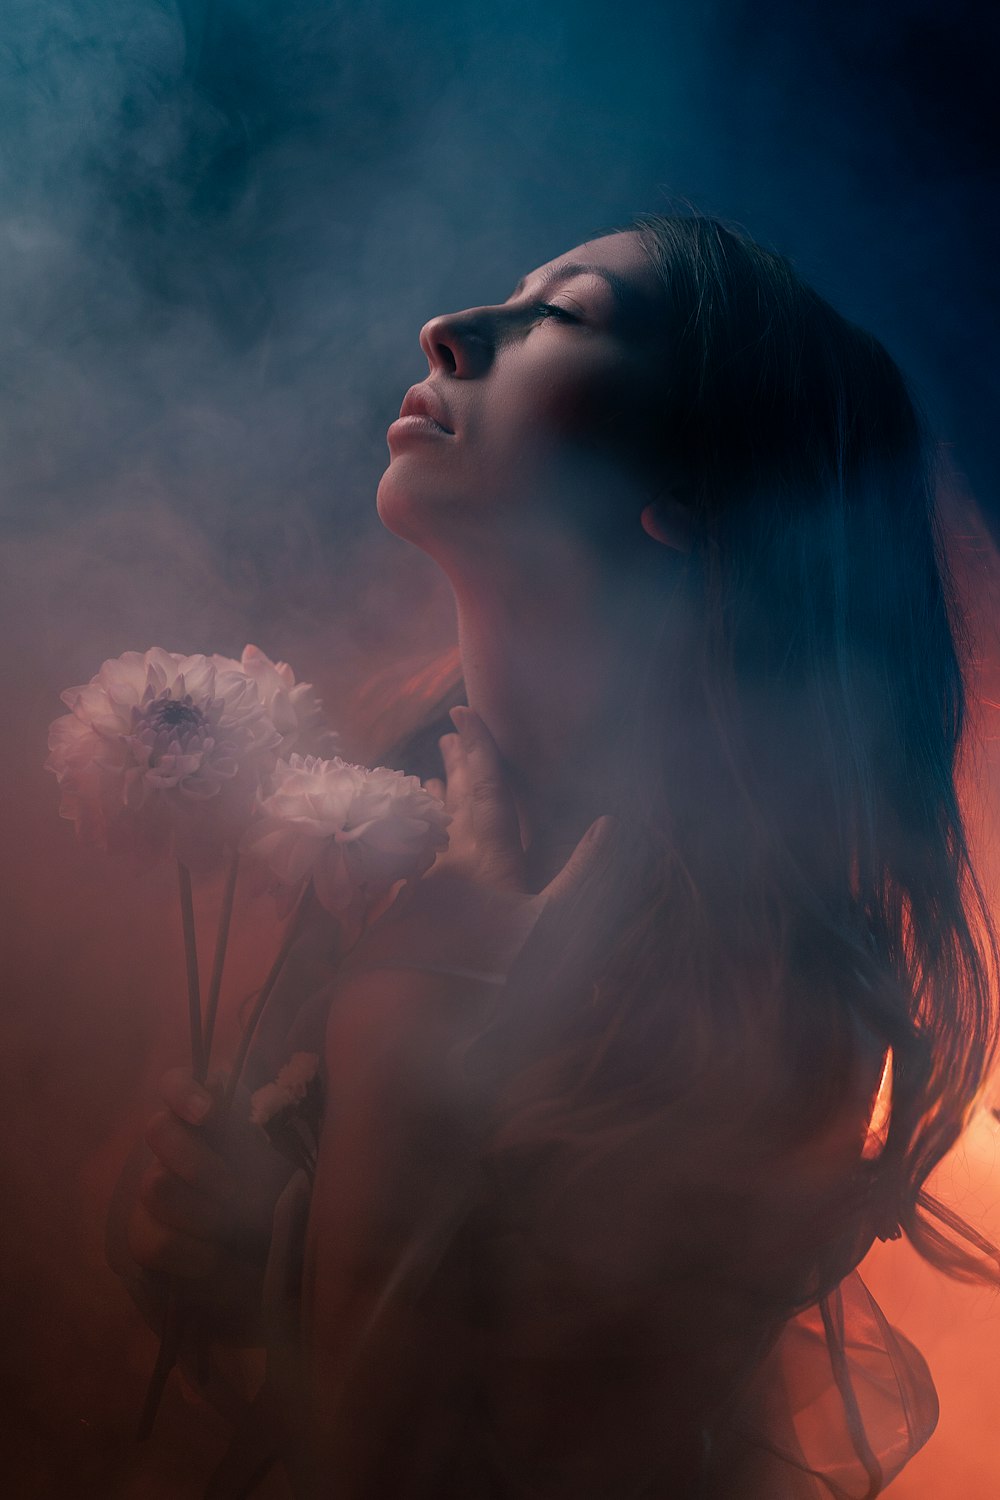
[376,464,447,547]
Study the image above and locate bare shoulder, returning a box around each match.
[321,965,491,1115]
[307,966,488,1278]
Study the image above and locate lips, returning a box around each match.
[399,384,455,434]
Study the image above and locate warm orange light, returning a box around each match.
[862,1047,893,1160]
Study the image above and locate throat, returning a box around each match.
[454,598,621,882]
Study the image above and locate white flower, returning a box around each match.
[275,1051,320,1099]
[241,754,451,934]
[250,1052,320,1126]
[249,1081,291,1128]
[210,645,338,760]
[45,648,282,870]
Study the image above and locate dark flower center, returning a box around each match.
[149,697,206,734]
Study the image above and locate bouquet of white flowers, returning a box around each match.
[46,643,450,1435]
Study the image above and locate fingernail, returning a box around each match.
[184,1088,211,1123]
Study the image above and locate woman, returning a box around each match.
[124,215,999,1497]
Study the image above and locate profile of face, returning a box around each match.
[376,231,679,571]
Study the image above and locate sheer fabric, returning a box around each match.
[724,1270,938,1498]
[221,1135,937,1498]
[104,901,938,1498]
[206,922,937,1498]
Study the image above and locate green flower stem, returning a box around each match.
[139,861,209,1440]
[136,1288,186,1442]
[201,850,240,1078]
[222,888,312,1117]
[177,861,205,1082]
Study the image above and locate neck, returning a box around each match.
[447,549,640,887]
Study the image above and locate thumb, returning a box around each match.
[541,814,617,907]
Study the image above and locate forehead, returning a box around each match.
[528,230,658,293]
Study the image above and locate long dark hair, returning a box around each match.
[365,213,999,1309]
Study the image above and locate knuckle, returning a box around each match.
[144,1113,206,1185]
[160,1067,214,1125]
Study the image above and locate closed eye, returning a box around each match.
[531,301,579,323]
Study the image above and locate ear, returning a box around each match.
[640,496,695,554]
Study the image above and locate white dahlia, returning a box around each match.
[242,753,451,938]
[210,645,337,760]
[46,647,282,870]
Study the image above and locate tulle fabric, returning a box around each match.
[727,1269,938,1498]
[177,910,938,1498]
[231,1182,937,1499]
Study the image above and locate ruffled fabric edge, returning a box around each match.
[730,1268,938,1499]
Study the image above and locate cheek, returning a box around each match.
[498,348,661,473]
[374,344,664,545]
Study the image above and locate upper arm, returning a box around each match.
[302,967,489,1472]
[321,964,485,1137]
[307,965,487,1300]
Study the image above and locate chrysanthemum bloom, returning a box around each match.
[46,648,282,871]
[242,754,451,939]
[210,645,337,761]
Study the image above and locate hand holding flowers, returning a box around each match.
[128,1066,289,1311]
[46,644,450,1079]
[45,642,450,1437]
[48,644,607,1451]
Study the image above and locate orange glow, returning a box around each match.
[863,1047,893,1161]
[3,489,999,1493]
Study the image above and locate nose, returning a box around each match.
[419,308,493,378]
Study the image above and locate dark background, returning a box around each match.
[3,0,998,581]
[2,2,998,1495]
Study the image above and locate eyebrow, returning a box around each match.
[508,261,645,321]
[503,262,653,336]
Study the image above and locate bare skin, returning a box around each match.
[291,231,697,1487]
[127,231,689,1466]
[126,1069,293,1339]
[377,229,691,888]
[128,229,682,1278]
[121,230,917,1499]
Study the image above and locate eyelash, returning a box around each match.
[531,301,578,323]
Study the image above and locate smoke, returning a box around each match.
[1,1,998,1495]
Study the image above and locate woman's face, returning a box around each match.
[376,231,670,562]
